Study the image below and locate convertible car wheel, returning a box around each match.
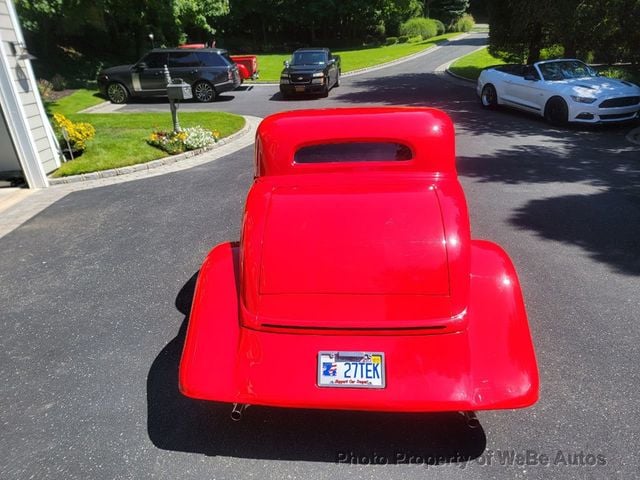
[544,97,569,126]
[107,83,129,104]
[480,84,498,109]
[193,81,216,103]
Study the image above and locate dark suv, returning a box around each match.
[97,48,241,103]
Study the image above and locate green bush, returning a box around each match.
[399,17,438,41]
[451,14,475,33]
[385,37,399,45]
[540,44,564,60]
[398,35,409,44]
[433,19,446,36]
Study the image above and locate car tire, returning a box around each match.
[321,85,329,98]
[480,84,498,109]
[544,97,569,126]
[193,81,216,103]
[335,72,340,88]
[106,82,129,104]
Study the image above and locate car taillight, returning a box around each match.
[228,69,234,81]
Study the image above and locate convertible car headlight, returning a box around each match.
[312,72,325,78]
[570,95,597,104]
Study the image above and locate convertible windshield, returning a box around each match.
[291,52,326,65]
[537,60,597,81]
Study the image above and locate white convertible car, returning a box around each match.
[477,59,640,125]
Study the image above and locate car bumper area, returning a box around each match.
[280,83,327,95]
[179,241,539,412]
[569,103,640,123]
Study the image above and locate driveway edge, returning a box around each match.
[0,115,262,241]
[48,117,254,185]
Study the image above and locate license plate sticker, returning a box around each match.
[317,351,385,388]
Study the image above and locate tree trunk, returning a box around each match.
[526,24,543,64]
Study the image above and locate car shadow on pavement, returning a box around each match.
[146,273,487,464]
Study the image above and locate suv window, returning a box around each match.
[196,52,227,67]
[139,52,168,69]
[169,51,202,68]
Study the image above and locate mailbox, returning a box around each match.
[167,79,193,101]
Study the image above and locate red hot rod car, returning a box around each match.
[179,107,539,419]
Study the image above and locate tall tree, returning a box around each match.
[429,0,470,25]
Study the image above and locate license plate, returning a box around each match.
[295,86,305,92]
[317,351,385,388]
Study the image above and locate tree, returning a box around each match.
[429,0,470,25]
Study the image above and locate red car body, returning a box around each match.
[179,43,258,81]
[179,107,539,413]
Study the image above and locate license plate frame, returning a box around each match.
[317,351,386,389]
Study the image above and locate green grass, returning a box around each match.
[253,33,462,82]
[448,47,507,81]
[48,90,245,177]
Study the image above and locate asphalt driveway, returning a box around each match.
[1,33,639,479]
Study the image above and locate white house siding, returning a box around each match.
[0,0,60,187]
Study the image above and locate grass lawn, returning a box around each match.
[254,33,462,82]
[48,90,245,177]
[448,47,506,81]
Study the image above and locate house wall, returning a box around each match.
[0,0,60,188]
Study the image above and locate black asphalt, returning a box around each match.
[1,33,639,479]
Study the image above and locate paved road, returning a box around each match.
[2,33,640,479]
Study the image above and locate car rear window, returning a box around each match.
[197,52,227,67]
[294,142,413,164]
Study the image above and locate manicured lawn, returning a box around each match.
[47,90,245,177]
[448,47,506,81]
[254,33,462,82]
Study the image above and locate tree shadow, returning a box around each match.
[510,191,640,275]
[146,273,487,463]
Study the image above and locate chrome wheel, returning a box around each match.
[107,83,128,104]
[193,81,215,103]
[480,84,497,109]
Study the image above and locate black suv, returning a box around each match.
[97,48,241,103]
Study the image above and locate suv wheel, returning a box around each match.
[193,81,215,103]
[107,83,129,104]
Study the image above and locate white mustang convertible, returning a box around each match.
[477,59,640,125]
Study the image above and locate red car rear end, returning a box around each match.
[179,108,539,416]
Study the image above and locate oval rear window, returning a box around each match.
[294,142,412,164]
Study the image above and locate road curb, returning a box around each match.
[48,117,254,186]
[435,44,488,88]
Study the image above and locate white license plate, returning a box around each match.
[317,351,385,388]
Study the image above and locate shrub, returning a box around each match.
[51,74,67,91]
[37,79,54,100]
[451,14,475,33]
[148,126,219,155]
[52,113,95,152]
[433,19,446,36]
[398,35,409,44]
[399,17,438,41]
[385,37,399,46]
[540,44,564,60]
